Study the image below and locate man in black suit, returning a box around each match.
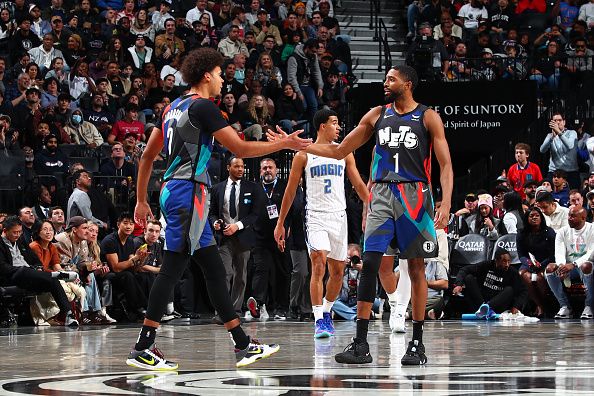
[209,157,263,316]
[246,158,292,320]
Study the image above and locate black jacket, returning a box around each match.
[254,179,287,249]
[275,94,305,122]
[209,179,263,249]
[0,237,43,284]
[455,260,528,309]
[33,149,69,176]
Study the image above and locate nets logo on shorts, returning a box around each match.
[423,241,436,253]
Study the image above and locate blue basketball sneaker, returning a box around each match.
[323,312,335,336]
[314,318,331,338]
[476,303,490,319]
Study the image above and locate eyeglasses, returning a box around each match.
[576,45,586,49]
[52,20,62,24]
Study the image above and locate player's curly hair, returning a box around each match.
[181,48,224,87]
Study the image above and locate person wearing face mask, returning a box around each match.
[33,134,69,176]
[63,109,104,148]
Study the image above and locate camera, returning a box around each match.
[349,255,361,266]
[216,219,227,230]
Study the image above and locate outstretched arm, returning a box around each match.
[305,106,381,159]
[213,125,311,158]
[426,109,453,229]
[274,152,307,250]
[135,127,163,227]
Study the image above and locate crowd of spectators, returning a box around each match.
[3,0,594,327]
[0,0,356,325]
[405,0,594,106]
[0,0,356,198]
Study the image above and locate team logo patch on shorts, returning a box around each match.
[423,241,436,253]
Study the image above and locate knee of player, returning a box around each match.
[545,263,558,275]
[407,263,426,279]
[378,262,395,277]
[327,263,344,278]
[310,250,326,264]
[310,260,326,277]
[581,261,593,275]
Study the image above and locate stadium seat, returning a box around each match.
[69,156,100,173]
[491,234,521,266]
[0,286,36,328]
[449,234,490,277]
[0,154,26,214]
[59,144,88,158]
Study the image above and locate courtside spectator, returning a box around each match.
[0,216,78,326]
[546,205,594,319]
[517,207,556,317]
[536,189,570,231]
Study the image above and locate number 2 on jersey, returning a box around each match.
[324,179,332,194]
[393,153,399,174]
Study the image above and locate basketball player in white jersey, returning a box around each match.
[274,108,369,338]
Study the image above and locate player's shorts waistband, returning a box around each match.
[163,178,211,189]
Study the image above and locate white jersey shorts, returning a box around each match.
[305,209,348,261]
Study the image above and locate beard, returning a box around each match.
[384,87,403,104]
[262,173,275,183]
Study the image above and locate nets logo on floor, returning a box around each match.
[0,367,588,395]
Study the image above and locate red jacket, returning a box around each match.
[515,0,546,14]
[507,161,543,199]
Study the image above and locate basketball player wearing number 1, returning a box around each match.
[274,109,369,339]
[302,65,453,365]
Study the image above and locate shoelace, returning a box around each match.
[342,340,357,352]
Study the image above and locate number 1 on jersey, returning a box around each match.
[393,153,399,174]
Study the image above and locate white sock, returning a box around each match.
[322,297,335,313]
[166,302,174,315]
[387,291,397,304]
[313,305,323,321]
[396,259,412,314]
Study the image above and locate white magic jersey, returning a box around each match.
[304,153,346,212]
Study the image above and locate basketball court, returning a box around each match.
[1,319,592,395]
